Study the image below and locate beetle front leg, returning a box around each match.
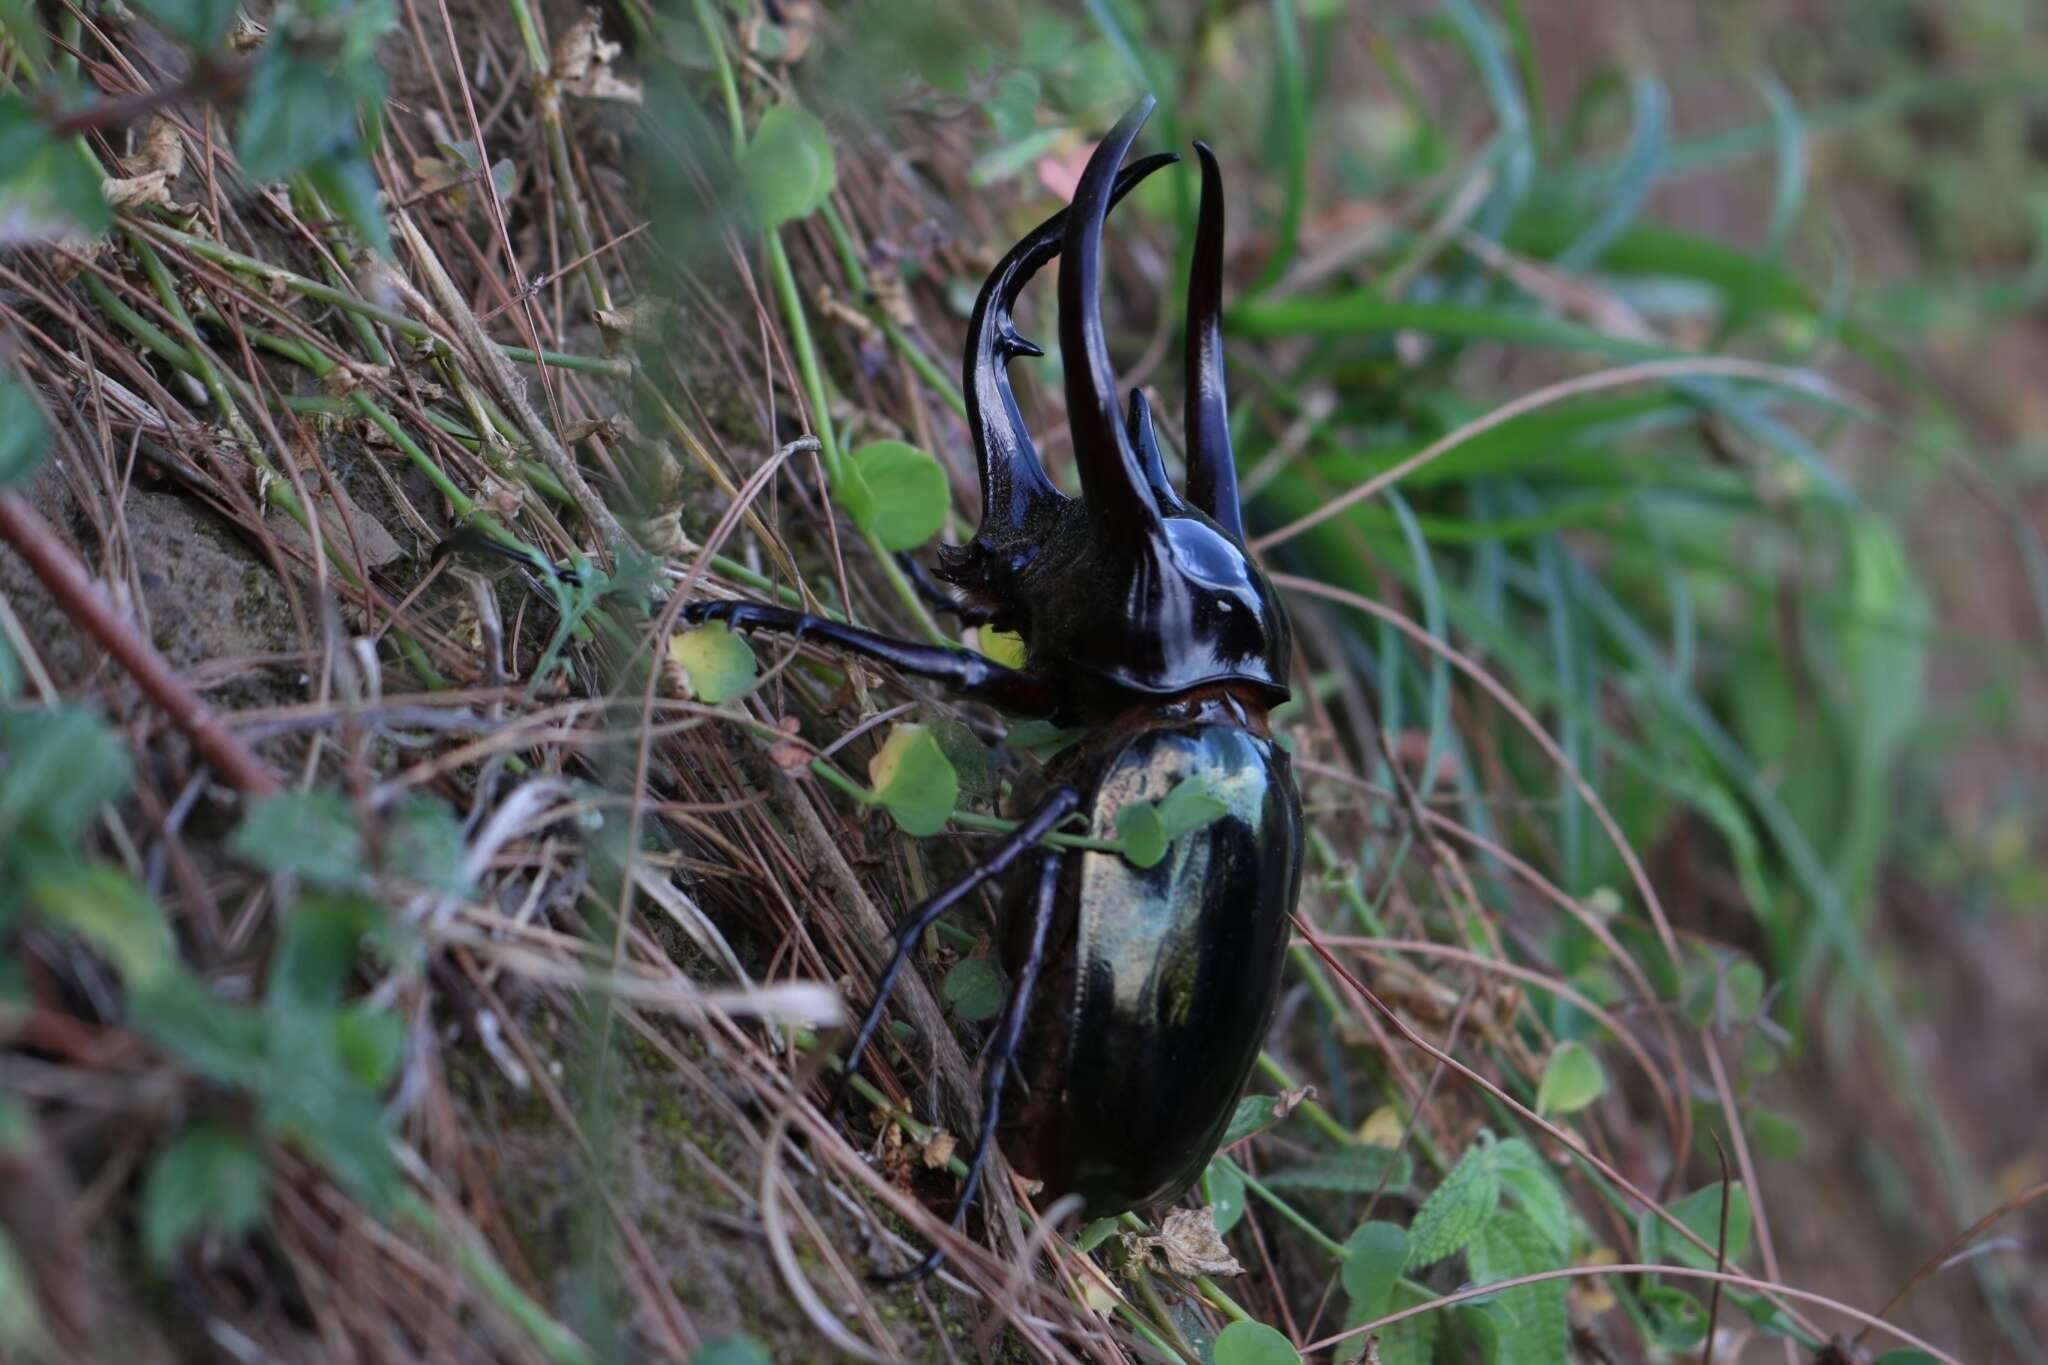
[681,599,1054,713]
[873,846,1063,1285]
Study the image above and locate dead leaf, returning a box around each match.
[920,1129,956,1169]
[102,116,188,212]
[1274,1084,1317,1120]
[552,10,642,104]
[1138,1207,1242,1278]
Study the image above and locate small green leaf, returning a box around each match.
[1405,1143,1498,1268]
[1341,1221,1409,1324]
[1219,1094,1281,1146]
[1641,1285,1708,1350]
[1745,1106,1807,1160]
[1005,716,1082,760]
[692,1338,773,1365]
[1211,1320,1300,1365]
[1648,1182,1752,1271]
[867,723,957,837]
[141,1122,270,1268]
[331,1003,406,1088]
[1115,799,1168,868]
[1724,959,1765,1019]
[842,440,948,550]
[30,865,173,987]
[0,705,131,846]
[231,791,366,888]
[1204,1158,1247,1235]
[1535,1040,1607,1116]
[129,974,269,1089]
[979,628,1027,669]
[941,956,1003,1022]
[669,620,758,704]
[1377,1279,1438,1365]
[0,368,49,490]
[1155,775,1228,838]
[742,104,836,228]
[1266,1147,1412,1193]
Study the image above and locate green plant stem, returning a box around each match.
[1221,1155,1347,1259]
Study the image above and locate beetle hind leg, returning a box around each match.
[870,846,1064,1285]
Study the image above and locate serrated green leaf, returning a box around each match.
[1266,1147,1412,1193]
[0,367,49,490]
[141,1122,270,1268]
[238,54,367,181]
[1204,1158,1247,1235]
[0,705,131,847]
[1405,1144,1498,1268]
[1485,1138,1572,1257]
[1641,1284,1708,1350]
[842,440,948,550]
[1219,1094,1281,1147]
[267,894,385,1016]
[1212,1320,1299,1365]
[669,620,758,704]
[0,96,109,238]
[1341,1221,1409,1324]
[30,864,173,987]
[742,104,836,228]
[941,956,1003,1022]
[386,796,469,896]
[1535,1040,1607,1116]
[231,791,366,888]
[867,723,957,837]
[129,973,269,1089]
[132,0,237,49]
[260,1079,398,1210]
[1466,1210,1568,1365]
[1376,1279,1438,1365]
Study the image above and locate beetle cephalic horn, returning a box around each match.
[1060,94,1165,540]
[1183,141,1245,544]
[965,149,1177,549]
[1124,388,1185,510]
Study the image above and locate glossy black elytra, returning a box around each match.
[683,94,1303,1281]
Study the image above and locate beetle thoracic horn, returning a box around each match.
[1124,388,1185,511]
[1183,141,1245,544]
[965,149,1177,552]
[1060,94,1165,539]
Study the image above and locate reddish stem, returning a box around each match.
[0,492,280,796]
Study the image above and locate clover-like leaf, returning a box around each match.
[867,723,957,837]
[841,440,949,550]
[669,620,758,704]
[742,104,835,228]
[1535,1040,1607,1117]
[941,956,1002,1022]
[1212,1321,1300,1365]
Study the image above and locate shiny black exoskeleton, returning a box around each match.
[684,94,1302,1279]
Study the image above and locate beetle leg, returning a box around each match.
[873,844,1064,1285]
[891,551,997,626]
[837,786,1080,1104]
[681,599,1055,713]
[1182,141,1247,543]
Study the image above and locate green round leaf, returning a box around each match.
[1746,1105,1806,1160]
[867,723,958,837]
[1204,1158,1247,1235]
[331,1003,406,1088]
[1535,1040,1607,1117]
[1219,1094,1282,1147]
[742,104,837,228]
[1212,1320,1301,1365]
[843,440,949,550]
[941,956,1003,1022]
[1641,1285,1708,1351]
[1115,799,1167,868]
[668,620,758,704]
[142,1122,270,1268]
[1341,1221,1409,1323]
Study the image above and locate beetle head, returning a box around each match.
[940,95,1290,707]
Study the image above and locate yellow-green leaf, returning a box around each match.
[868,723,957,837]
[742,104,836,228]
[841,440,949,550]
[669,620,758,704]
[1535,1041,1607,1117]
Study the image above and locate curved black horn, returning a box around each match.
[965,149,1177,547]
[1183,141,1245,543]
[1060,95,1163,539]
